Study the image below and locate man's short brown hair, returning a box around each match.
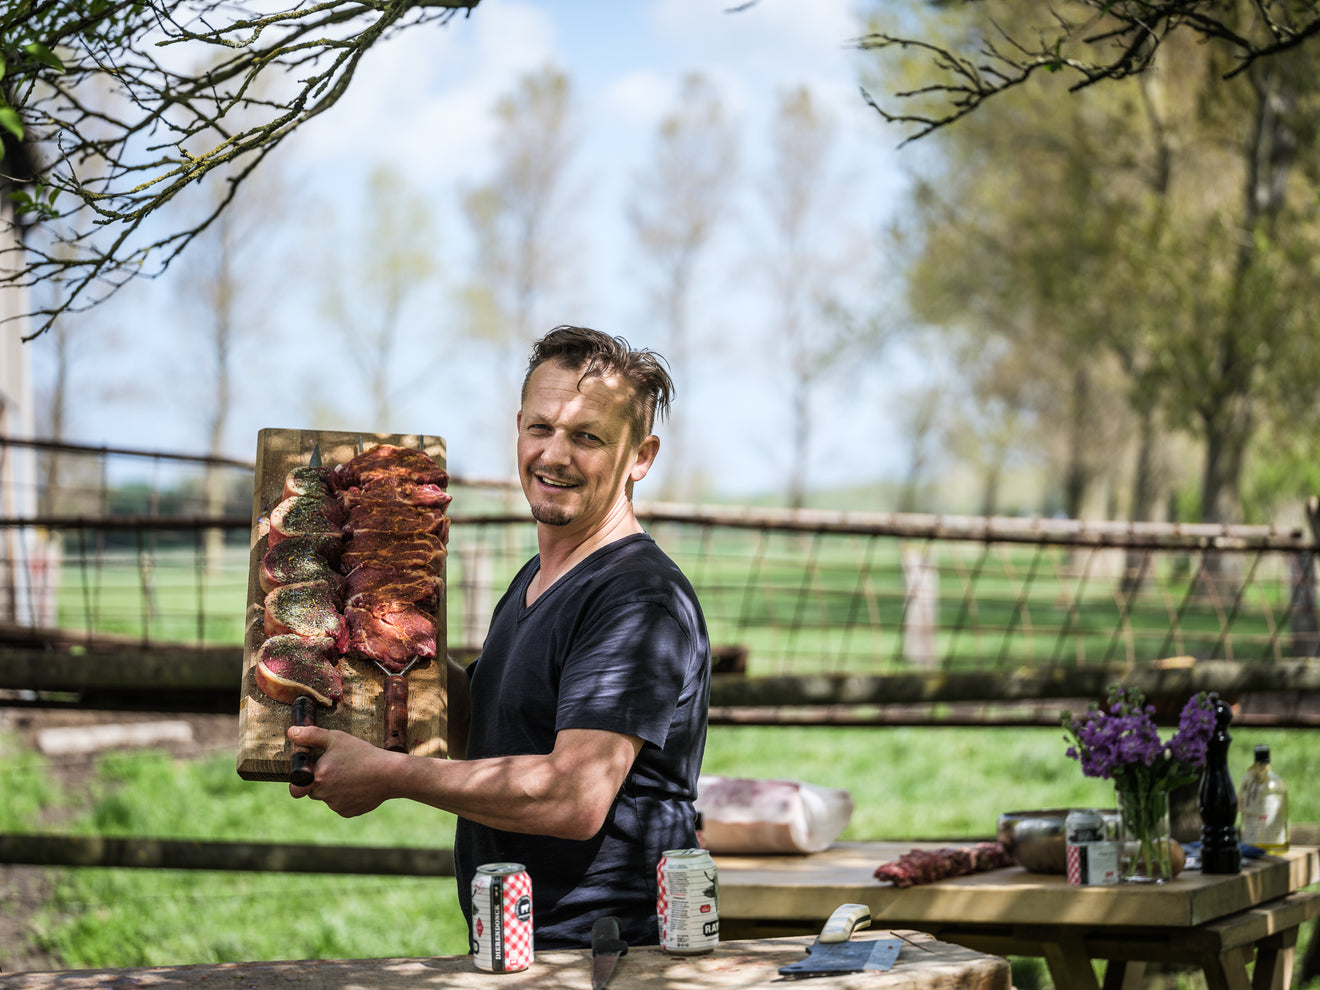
[522,326,674,444]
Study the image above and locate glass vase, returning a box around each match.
[1117,785,1173,883]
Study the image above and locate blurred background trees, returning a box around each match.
[7,1,1320,523]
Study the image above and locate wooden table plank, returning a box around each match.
[715,842,1320,932]
[237,429,449,781]
[0,931,1010,990]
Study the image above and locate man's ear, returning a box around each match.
[631,434,660,483]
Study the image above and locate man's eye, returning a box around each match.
[578,433,602,444]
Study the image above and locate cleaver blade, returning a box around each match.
[779,903,902,979]
[778,938,902,978]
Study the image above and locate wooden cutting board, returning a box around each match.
[237,428,449,781]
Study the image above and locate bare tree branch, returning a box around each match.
[859,1,1320,145]
[1,0,479,340]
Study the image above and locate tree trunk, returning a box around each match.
[1062,363,1092,519]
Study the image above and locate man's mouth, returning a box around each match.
[535,473,577,489]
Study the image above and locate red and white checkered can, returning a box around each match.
[1065,810,1118,886]
[657,848,719,954]
[471,862,533,972]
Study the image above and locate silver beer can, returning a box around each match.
[657,847,719,954]
[471,862,533,972]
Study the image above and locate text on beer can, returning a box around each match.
[471,862,533,972]
[657,848,719,954]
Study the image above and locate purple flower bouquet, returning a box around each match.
[1062,685,1217,882]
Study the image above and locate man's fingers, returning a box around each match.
[287,724,331,749]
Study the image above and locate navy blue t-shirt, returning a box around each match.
[454,533,711,949]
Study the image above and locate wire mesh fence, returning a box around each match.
[2,438,1318,679]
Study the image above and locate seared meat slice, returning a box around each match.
[345,601,437,672]
[254,634,343,705]
[259,537,345,594]
[340,530,447,571]
[344,501,446,536]
[340,482,452,509]
[268,495,345,546]
[331,443,449,490]
[264,580,348,652]
[344,563,442,607]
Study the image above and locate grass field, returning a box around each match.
[4,722,1318,986]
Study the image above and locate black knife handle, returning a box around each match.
[289,695,316,787]
[591,915,628,956]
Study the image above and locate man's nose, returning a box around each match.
[542,431,572,464]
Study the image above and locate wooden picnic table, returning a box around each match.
[0,930,1009,990]
[714,841,1320,990]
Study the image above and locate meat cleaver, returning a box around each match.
[779,904,902,979]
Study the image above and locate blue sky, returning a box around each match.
[27,0,920,498]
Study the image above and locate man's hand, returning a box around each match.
[287,724,397,817]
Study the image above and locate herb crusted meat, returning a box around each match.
[253,443,450,709]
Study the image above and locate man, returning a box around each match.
[288,326,711,950]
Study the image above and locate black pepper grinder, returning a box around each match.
[1199,696,1242,874]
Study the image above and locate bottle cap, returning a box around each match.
[1255,744,1270,763]
[1065,809,1104,839]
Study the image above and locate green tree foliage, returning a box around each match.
[867,1,1320,525]
[0,0,478,341]
[859,0,1320,145]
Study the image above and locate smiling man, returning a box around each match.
[288,326,711,951]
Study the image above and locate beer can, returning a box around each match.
[1065,809,1118,886]
[656,848,719,954]
[471,862,533,972]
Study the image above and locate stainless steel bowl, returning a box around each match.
[996,809,1071,874]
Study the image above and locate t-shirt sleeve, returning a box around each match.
[554,599,692,748]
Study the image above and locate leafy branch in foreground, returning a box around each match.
[859,0,1320,144]
[1,0,479,341]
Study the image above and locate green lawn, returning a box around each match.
[5,723,1318,980]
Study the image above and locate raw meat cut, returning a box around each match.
[332,443,450,490]
[344,502,446,535]
[254,634,344,705]
[250,440,450,728]
[345,601,438,671]
[339,530,447,571]
[873,843,1014,888]
[340,483,452,509]
[268,495,345,546]
[264,580,349,652]
[260,537,345,594]
[345,563,442,607]
[282,466,331,500]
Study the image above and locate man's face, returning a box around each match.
[517,360,656,532]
